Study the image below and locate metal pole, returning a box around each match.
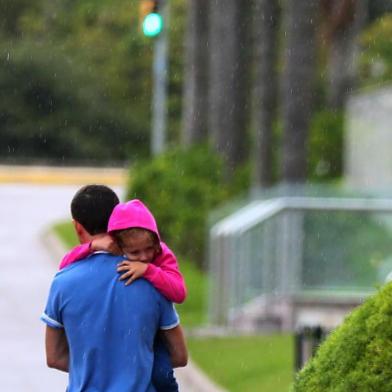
[294,325,326,372]
[151,0,169,156]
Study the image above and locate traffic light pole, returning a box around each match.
[151,0,169,156]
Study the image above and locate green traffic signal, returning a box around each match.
[142,13,163,37]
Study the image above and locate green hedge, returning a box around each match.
[127,145,249,268]
[293,282,392,391]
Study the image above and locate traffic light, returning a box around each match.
[139,0,164,37]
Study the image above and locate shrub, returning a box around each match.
[292,282,392,391]
[127,145,249,268]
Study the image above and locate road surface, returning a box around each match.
[0,183,122,391]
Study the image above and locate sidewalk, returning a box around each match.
[0,184,80,391]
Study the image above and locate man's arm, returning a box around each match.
[160,325,188,368]
[45,326,69,372]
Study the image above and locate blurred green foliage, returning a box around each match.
[292,282,392,391]
[0,0,184,163]
[0,41,144,161]
[1,0,390,182]
[127,145,250,268]
[360,14,392,87]
[176,258,208,327]
[53,220,78,248]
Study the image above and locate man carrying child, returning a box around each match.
[41,184,187,391]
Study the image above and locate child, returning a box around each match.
[59,199,186,304]
[59,199,187,391]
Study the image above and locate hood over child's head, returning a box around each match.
[108,199,161,259]
[108,199,160,238]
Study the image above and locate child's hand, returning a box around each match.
[91,234,122,255]
[117,260,148,285]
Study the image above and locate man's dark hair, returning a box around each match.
[71,184,120,235]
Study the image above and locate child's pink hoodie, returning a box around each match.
[59,199,187,304]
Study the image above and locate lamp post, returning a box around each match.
[151,0,169,156]
[140,0,169,156]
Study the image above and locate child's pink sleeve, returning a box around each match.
[59,243,91,269]
[143,242,187,304]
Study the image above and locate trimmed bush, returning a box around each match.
[127,145,249,268]
[293,282,392,391]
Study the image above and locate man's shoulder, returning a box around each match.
[55,253,122,278]
[128,277,161,296]
[124,278,170,306]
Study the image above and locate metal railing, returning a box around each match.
[208,197,392,327]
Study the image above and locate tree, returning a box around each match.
[281,0,318,183]
[181,0,209,146]
[368,0,392,22]
[0,0,37,36]
[0,42,143,162]
[322,0,368,111]
[208,0,251,174]
[252,0,280,187]
[360,14,392,87]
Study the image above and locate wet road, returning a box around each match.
[0,184,123,391]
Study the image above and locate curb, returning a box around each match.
[41,229,228,392]
[175,360,228,392]
[0,165,127,186]
[42,229,67,264]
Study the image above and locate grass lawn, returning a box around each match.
[188,335,294,392]
[53,221,294,391]
[53,221,78,248]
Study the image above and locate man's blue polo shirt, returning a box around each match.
[41,252,179,392]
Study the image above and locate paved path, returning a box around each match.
[0,183,122,391]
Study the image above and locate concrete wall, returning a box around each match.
[345,86,392,190]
